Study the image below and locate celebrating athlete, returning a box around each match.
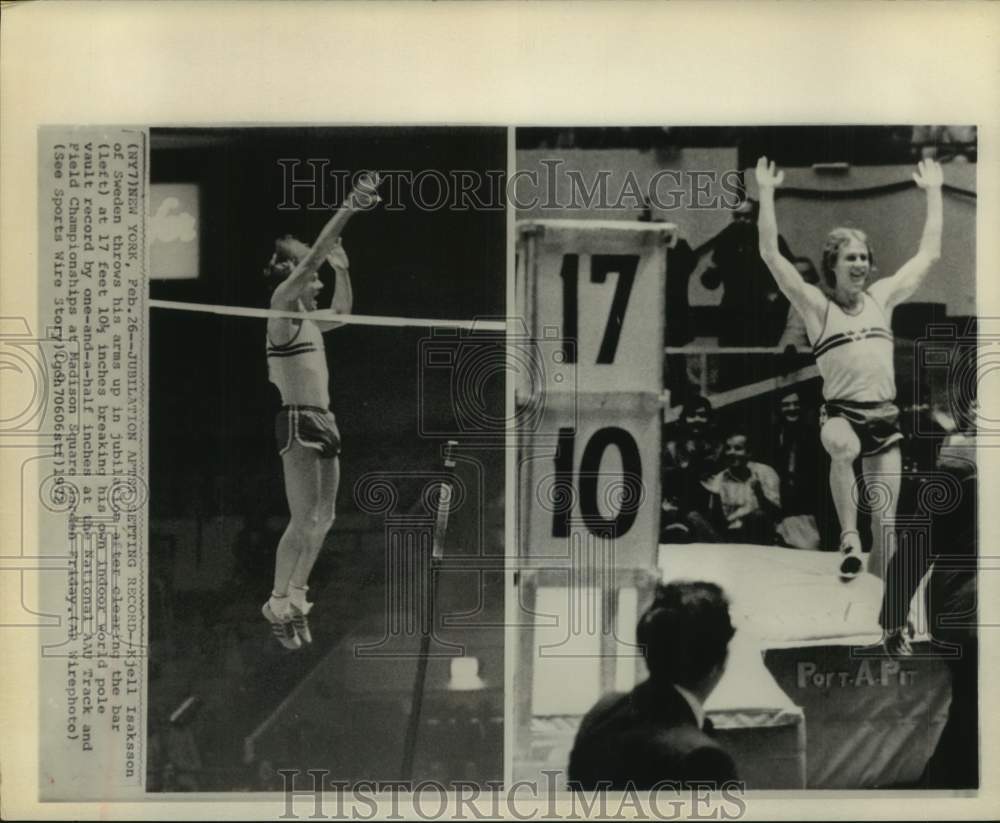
[261,234,353,649]
[755,156,943,580]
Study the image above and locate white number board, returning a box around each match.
[518,220,671,570]
[519,220,673,396]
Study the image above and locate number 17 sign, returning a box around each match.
[518,220,674,570]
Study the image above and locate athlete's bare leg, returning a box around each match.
[289,454,339,593]
[275,451,339,645]
[272,443,323,611]
[821,417,864,578]
[862,445,901,581]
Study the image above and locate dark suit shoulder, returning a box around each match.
[646,723,726,763]
[573,691,632,739]
[573,725,736,791]
[636,726,737,787]
[569,684,739,790]
[679,741,739,784]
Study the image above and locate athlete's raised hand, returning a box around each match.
[326,238,350,271]
[913,158,944,189]
[755,156,785,189]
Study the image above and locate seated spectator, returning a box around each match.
[701,198,793,347]
[568,581,738,791]
[703,428,782,545]
[661,396,722,543]
[777,258,822,352]
[771,390,823,549]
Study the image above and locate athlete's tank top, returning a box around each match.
[812,291,895,403]
[266,319,329,407]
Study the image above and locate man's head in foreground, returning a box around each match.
[637,581,735,700]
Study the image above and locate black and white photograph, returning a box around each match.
[4,2,1000,820]
[146,127,507,790]
[513,125,979,791]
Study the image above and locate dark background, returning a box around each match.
[516,125,977,166]
[147,127,507,791]
[151,126,506,521]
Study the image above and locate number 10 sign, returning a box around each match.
[518,220,674,570]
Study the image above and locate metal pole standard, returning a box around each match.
[400,440,458,781]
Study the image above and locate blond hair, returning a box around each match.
[821,227,875,288]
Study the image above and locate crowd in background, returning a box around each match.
[660,386,976,551]
[661,392,829,549]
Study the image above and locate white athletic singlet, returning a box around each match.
[812,292,895,403]
[266,319,330,407]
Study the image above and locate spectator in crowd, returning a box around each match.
[701,198,794,347]
[663,396,722,479]
[661,396,722,543]
[568,581,738,791]
[703,428,782,545]
[777,258,823,352]
[771,390,824,549]
[772,391,817,510]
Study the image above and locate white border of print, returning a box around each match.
[2,0,999,819]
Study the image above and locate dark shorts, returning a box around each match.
[821,400,903,457]
[276,406,341,458]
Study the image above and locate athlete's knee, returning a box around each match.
[827,441,860,463]
[821,426,860,462]
[315,510,336,538]
[286,513,314,539]
[304,509,335,542]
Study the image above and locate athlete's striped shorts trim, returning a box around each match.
[820,399,902,457]
[275,406,341,458]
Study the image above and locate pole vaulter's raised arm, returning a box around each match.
[755,157,827,325]
[869,159,943,312]
[282,172,383,296]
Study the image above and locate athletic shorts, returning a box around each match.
[821,400,903,457]
[275,405,341,458]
